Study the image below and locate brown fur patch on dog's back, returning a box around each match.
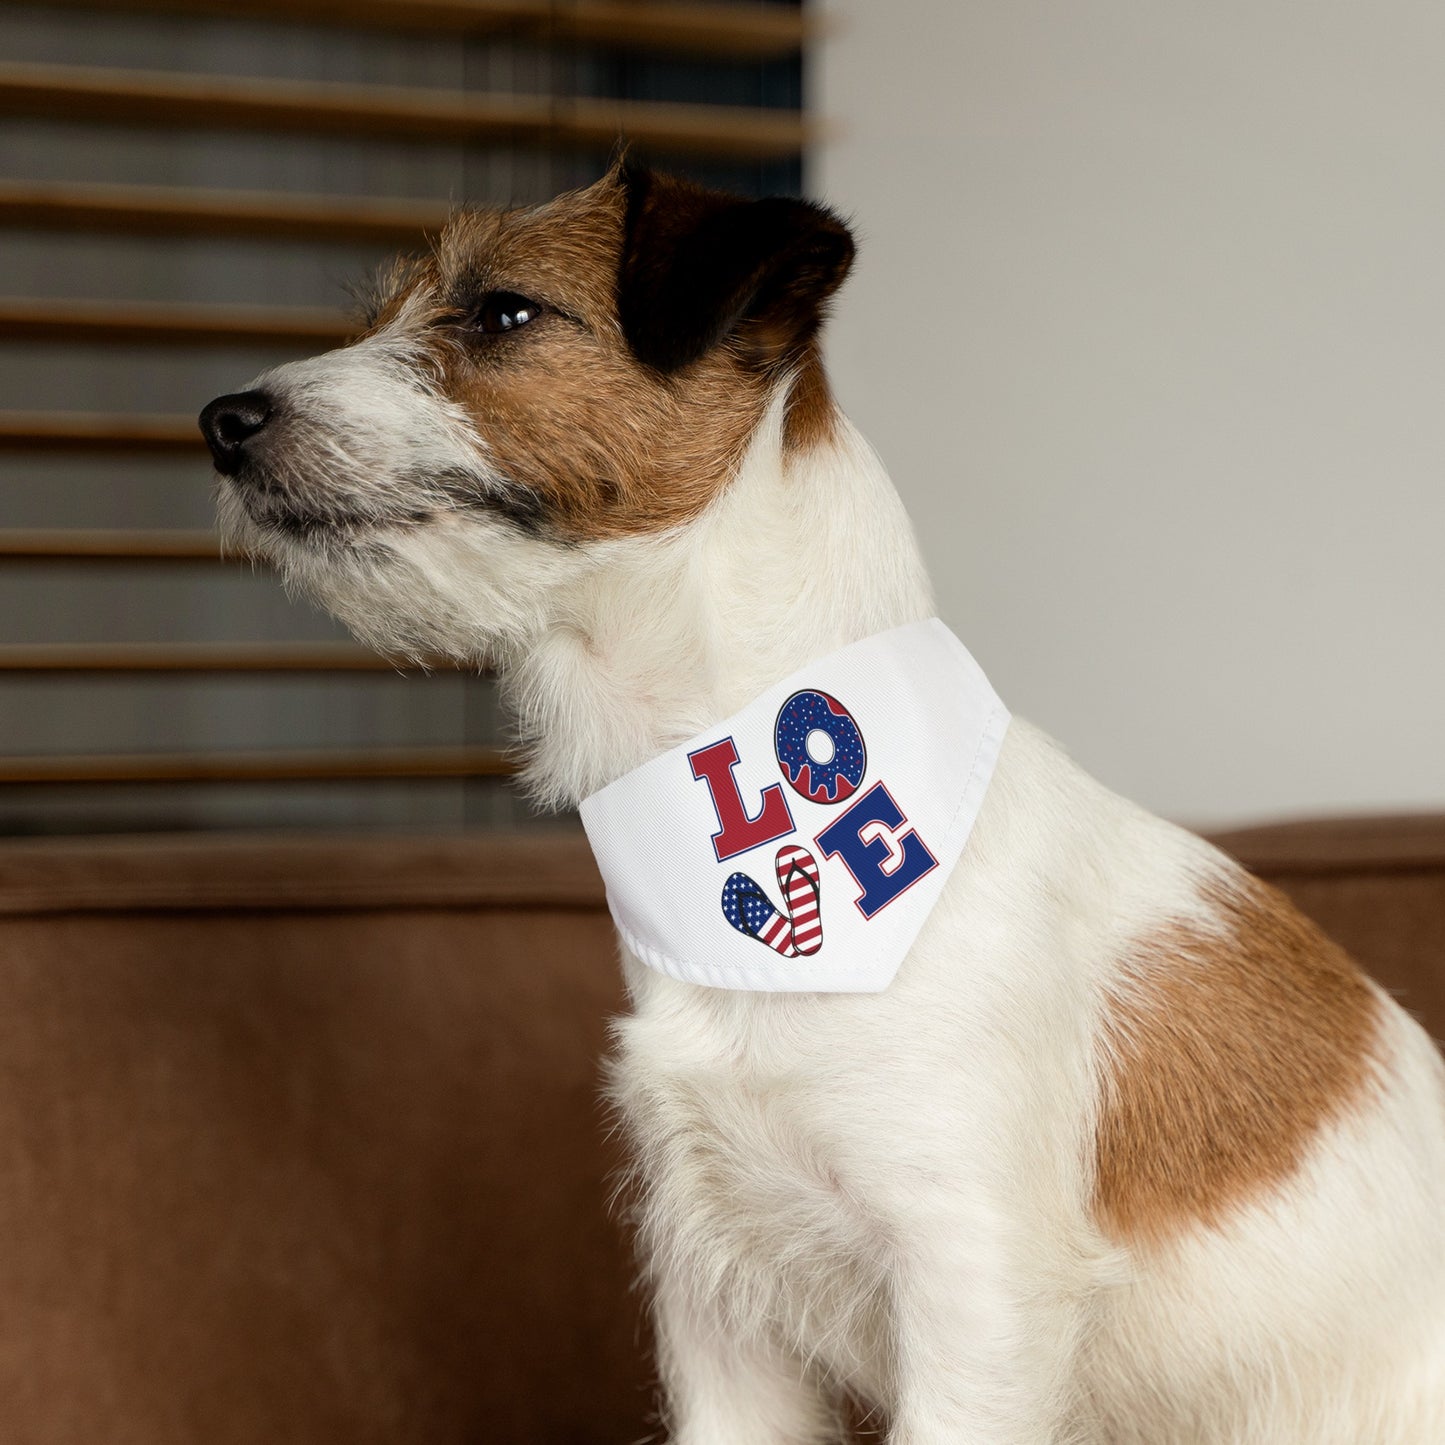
[1094,873,1382,1246]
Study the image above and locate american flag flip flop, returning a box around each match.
[720,845,824,958]
[776,844,823,956]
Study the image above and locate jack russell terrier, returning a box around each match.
[201,162,1445,1444]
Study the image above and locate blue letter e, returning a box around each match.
[815,782,938,920]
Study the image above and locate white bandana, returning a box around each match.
[579,619,1010,993]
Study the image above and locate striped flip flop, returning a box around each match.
[776,844,823,956]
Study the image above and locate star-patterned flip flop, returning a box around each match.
[721,871,799,956]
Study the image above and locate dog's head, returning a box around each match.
[200,163,854,663]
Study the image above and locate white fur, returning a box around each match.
[221,344,1445,1444]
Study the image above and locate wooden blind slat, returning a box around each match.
[0,180,448,245]
[552,0,810,57]
[0,61,813,161]
[0,643,416,672]
[0,297,352,348]
[0,412,200,452]
[0,0,810,59]
[0,745,513,783]
[0,529,222,560]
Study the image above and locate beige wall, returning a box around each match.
[814,0,1445,826]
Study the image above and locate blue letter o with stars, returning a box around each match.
[774,690,867,805]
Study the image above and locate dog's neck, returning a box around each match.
[505,392,936,809]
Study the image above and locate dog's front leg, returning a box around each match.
[883,1199,1088,1445]
[653,1274,843,1445]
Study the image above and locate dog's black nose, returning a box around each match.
[199,390,273,475]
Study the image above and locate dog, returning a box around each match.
[200,161,1445,1444]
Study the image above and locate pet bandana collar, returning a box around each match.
[579,619,1010,993]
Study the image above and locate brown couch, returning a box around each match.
[0,818,1441,1443]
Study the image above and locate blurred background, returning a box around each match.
[1,0,1441,838]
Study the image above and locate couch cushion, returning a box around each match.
[0,830,646,1445]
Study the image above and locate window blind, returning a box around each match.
[0,0,809,834]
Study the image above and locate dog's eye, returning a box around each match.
[471,291,543,335]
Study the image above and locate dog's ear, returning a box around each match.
[617,162,855,375]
